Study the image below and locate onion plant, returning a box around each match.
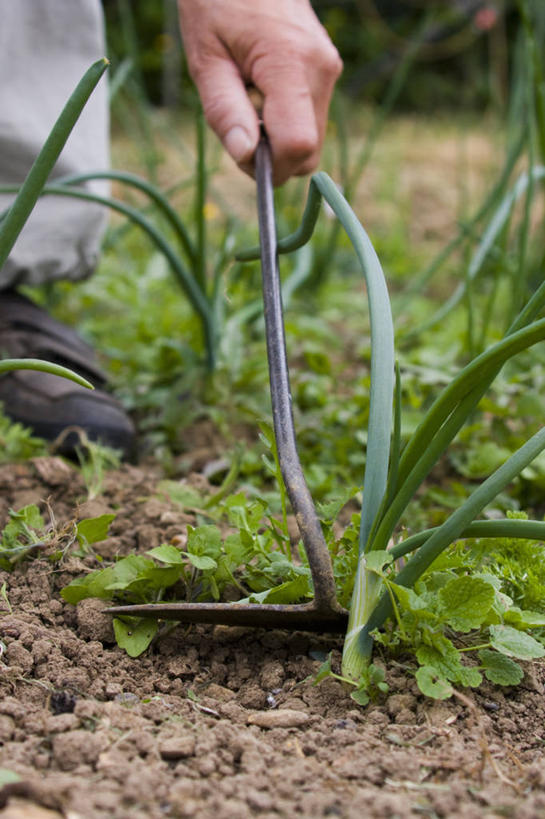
[401,0,545,354]
[239,162,545,683]
[0,59,108,389]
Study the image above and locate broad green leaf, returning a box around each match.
[456,665,482,689]
[187,553,217,571]
[241,574,309,605]
[350,688,370,706]
[187,525,222,559]
[113,617,158,657]
[389,582,432,613]
[438,576,495,632]
[489,625,545,660]
[77,514,115,547]
[121,565,183,594]
[478,649,524,686]
[103,555,154,590]
[415,666,453,700]
[365,550,394,574]
[223,533,253,565]
[61,566,117,604]
[158,480,204,510]
[416,636,463,682]
[504,608,545,628]
[146,544,184,565]
[13,504,44,530]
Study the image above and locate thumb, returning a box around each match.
[193,58,260,166]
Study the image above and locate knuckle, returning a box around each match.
[288,133,318,162]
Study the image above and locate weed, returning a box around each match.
[0,405,47,463]
[0,504,115,570]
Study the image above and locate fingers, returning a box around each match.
[255,48,342,185]
[178,0,342,186]
[190,55,261,168]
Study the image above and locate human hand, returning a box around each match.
[177,0,342,186]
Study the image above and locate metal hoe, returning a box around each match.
[107,134,348,632]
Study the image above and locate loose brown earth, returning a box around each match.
[1,456,545,819]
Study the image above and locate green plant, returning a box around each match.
[61,488,312,656]
[0,504,114,570]
[0,60,105,390]
[0,405,47,462]
[400,0,545,355]
[237,148,545,697]
[0,105,237,371]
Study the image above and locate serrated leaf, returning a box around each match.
[415,666,453,700]
[113,617,158,657]
[438,576,495,632]
[187,553,217,571]
[146,544,184,565]
[317,488,359,522]
[416,637,462,682]
[389,582,433,613]
[456,665,482,688]
[489,625,545,660]
[76,513,115,547]
[478,649,524,686]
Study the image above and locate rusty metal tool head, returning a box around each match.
[107,131,348,633]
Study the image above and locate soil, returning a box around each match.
[1,456,545,818]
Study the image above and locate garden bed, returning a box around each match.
[1,456,544,819]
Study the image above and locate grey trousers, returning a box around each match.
[0,0,109,288]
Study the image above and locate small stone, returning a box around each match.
[246,788,273,812]
[204,683,236,702]
[394,708,417,725]
[0,714,15,741]
[6,642,34,673]
[366,709,389,726]
[386,693,417,716]
[159,734,196,760]
[104,682,123,699]
[45,713,79,733]
[32,456,75,486]
[52,729,105,771]
[246,709,311,729]
[0,801,63,818]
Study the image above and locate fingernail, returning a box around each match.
[224,126,253,163]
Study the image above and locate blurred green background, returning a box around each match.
[103,0,519,114]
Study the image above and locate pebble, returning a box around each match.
[159,734,196,760]
[246,709,310,729]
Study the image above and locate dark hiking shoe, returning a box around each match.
[0,290,136,458]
